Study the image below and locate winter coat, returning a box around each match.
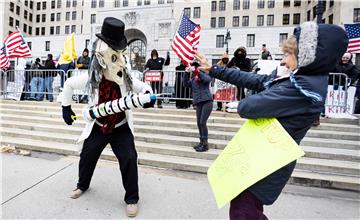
[183,71,213,105]
[41,59,57,77]
[76,56,90,69]
[209,22,348,205]
[227,57,252,72]
[330,62,360,86]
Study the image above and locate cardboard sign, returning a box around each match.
[207,118,304,208]
[325,85,356,115]
[214,87,237,101]
[145,72,162,82]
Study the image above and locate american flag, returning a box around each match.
[0,44,10,69]
[344,23,360,53]
[171,15,201,65]
[4,31,31,58]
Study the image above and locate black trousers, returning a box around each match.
[77,123,139,204]
[150,81,163,105]
[196,100,213,140]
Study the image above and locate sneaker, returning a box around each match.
[126,203,138,218]
[69,188,83,199]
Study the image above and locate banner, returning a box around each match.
[325,85,356,115]
[207,118,304,208]
[144,71,162,82]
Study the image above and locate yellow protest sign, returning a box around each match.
[207,118,305,208]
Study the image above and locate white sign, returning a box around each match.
[325,85,356,115]
[255,60,281,75]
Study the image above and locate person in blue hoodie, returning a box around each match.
[194,22,348,219]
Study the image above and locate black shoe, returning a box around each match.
[195,144,208,152]
[193,143,202,149]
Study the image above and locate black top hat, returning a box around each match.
[96,17,127,51]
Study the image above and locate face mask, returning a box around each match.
[95,40,127,85]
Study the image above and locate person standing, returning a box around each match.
[144,49,170,108]
[29,58,43,101]
[330,52,360,87]
[76,48,90,70]
[260,44,271,60]
[184,62,213,152]
[215,53,230,111]
[175,61,192,109]
[40,54,56,102]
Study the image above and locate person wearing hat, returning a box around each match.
[61,17,153,218]
[76,48,90,70]
[194,22,348,219]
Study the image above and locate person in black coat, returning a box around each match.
[144,49,170,108]
[227,47,252,100]
[175,61,191,108]
[39,54,57,102]
[195,22,348,219]
[329,52,360,88]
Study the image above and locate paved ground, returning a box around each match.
[1,152,359,219]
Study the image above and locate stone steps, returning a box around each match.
[1,136,359,191]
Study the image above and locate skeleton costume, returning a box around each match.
[61,18,153,214]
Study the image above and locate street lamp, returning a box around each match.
[224,29,231,54]
[316,0,325,24]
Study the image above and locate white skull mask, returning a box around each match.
[95,39,127,85]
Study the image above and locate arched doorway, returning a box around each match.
[125,29,147,72]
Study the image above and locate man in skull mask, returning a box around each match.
[61,17,153,218]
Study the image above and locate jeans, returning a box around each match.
[195,100,213,140]
[40,76,53,101]
[30,77,44,100]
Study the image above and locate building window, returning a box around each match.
[294,0,301,6]
[66,12,70,21]
[158,0,165,4]
[99,0,104,7]
[36,28,40,36]
[313,6,317,19]
[283,0,290,7]
[258,0,265,9]
[41,27,45,35]
[10,2,14,12]
[219,0,226,11]
[233,16,239,27]
[72,11,77,20]
[66,0,71,7]
[354,8,360,22]
[50,13,55,21]
[30,1,34,9]
[211,17,216,28]
[242,16,249,26]
[144,0,150,5]
[85,39,90,48]
[283,14,290,25]
[216,35,224,48]
[243,0,250,9]
[36,14,40,23]
[24,10,28,19]
[211,1,216,11]
[56,13,61,21]
[29,13,33,22]
[137,0,142,6]
[25,0,29,6]
[279,33,288,46]
[37,2,41,10]
[293,13,300,24]
[167,0,174,3]
[267,15,274,26]
[91,0,97,8]
[45,41,50,51]
[50,26,54,35]
[23,24,27,33]
[91,14,96,24]
[246,34,255,47]
[57,0,61,8]
[51,0,55,8]
[268,0,274,8]
[257,15,264,26]
[15,20,19,27]
[42,1,46,9]
[114,0,121,7]
[307,10,311,21]
[65,25,70,34]
[73,0,77,7]
[28,42,32,49]
[193,7,201,18]
[218,17,225,27]
[233,0,240,10]
[328,14,333,24]
[29,27,32,35]
[330,0,334,7]
[123,0,129,6]
[56,26,60,35]
[42,14,46,22]
[71,25,76,33]
[16,6,20,15]
[184,7,191,18]
[9,17,14,26]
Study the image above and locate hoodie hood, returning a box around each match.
[294,22,348,75]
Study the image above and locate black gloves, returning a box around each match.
[62,105,76,125]
[142,91,156,109]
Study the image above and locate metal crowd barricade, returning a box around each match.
[0,70,5,98]
[3,69,65,101]
[325,72,351,113]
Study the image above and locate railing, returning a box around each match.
[325,72,352,114]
